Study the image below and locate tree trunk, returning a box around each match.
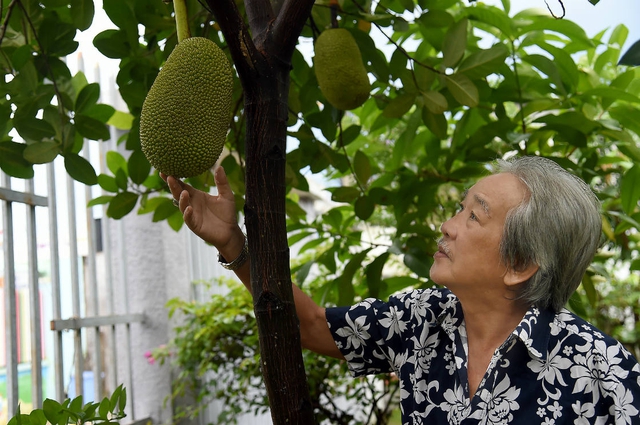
[204,0,317,423]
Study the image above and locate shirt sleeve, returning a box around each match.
[325,288,446,377]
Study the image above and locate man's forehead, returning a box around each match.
[463,173,528,212]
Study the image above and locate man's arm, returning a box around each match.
[163,168,344,360]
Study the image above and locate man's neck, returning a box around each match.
[460,296,530,351]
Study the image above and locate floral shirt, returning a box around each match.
[325,287,640,425]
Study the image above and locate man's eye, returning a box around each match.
[469,211,477,221]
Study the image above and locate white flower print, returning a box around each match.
[405,290,434,325]
[547,400,563,419]
[572,400,595,425]
[527,340,572,386]
[379,305,408,340]
[476,375,521,425]
[614,385,639,425]
[410,372,429,404]
[334,314,371,351]
[410,326,440,372]
[440,383,471,425]
[571,340,628,403]
[327,290,640,425]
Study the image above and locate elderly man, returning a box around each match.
[164,156,640,424]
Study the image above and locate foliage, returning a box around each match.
[2,0,640,416]
[152,280,399,424]
[6,385,127,425]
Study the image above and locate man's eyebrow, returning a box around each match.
[474,194,491,217]
[462,189,491,217]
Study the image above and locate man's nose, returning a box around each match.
[440,217,455,239]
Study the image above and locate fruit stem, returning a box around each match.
[173,0,191,43]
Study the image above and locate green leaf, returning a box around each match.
[331,186,360,203]
[444,74,479,107]
[619,39,640,66]
[107,110,134,130]
[581,88,640,105]
[37,18,79,56]
[464,6,513,38]
[458,44,510,80]
[539,43,579,91]
[106,151,128,175]
[103,0,138,36]
[518,15,594,48]
[620,165,640,215]
[98,174,120,192]
[83,104,116,123]
[106,192,139,219]
[422,90,448,114]
[23,141,61,164]
[365,252,390,298]
[93,30,131,59]
[128,150,151,185]
[14,116,56,142]
[29,409,46,425]
[354,195,375,220]
[109,386,122,411]
[353,150,372,184]
[442,18,468,68]
[337,250,370,306]
[75,83,100,114]
[43,399,62,425]
[69,396,83,413]
[422,109,448,139]
[152,198,179,222]
[70,0,95,31]
[382,93,416,118]
[75,114,111,140]
[522,54,566,95]
[87,195,114,207]
[98,397,110,419]
[64,153,98,185]
[609,105,640,136]
[0,142,34,178]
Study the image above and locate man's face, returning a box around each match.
[429,173,528,296]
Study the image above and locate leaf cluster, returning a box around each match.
[7,385,127,425]
[152,280,400,424]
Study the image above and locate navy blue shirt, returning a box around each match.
[326,287,640,424]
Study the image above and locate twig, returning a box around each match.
[544,0,566,19]
[15,0,65,120]
[0,0,19,45]
[510,39,527,134]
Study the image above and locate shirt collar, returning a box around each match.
[436,294,555,361]
[510,306,555,361]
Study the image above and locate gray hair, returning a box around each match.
[495,156,602,312]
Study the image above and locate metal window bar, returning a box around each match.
[1,173,19,417]
[1,153,145,420]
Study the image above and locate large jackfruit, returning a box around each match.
[140,37,233,178]
[314,29,370,110]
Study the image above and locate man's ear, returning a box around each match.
[503,263,539,287]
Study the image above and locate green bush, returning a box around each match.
[7,385,126,425]
[152,279,400,425]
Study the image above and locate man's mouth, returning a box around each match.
[436,238,451,259]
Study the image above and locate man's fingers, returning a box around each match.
[214,167,234,201]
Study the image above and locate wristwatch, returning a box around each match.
[218,235,249,271]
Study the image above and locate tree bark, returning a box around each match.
[204,0,317,423]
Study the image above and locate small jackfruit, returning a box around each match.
[314,28,370,110]
[140,37,233,178]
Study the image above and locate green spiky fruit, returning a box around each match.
[140,37,233,178]
[313,28,371,110]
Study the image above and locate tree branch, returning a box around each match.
[245,0,274,46]
[204,0,260,86]
[271,0,315,59]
